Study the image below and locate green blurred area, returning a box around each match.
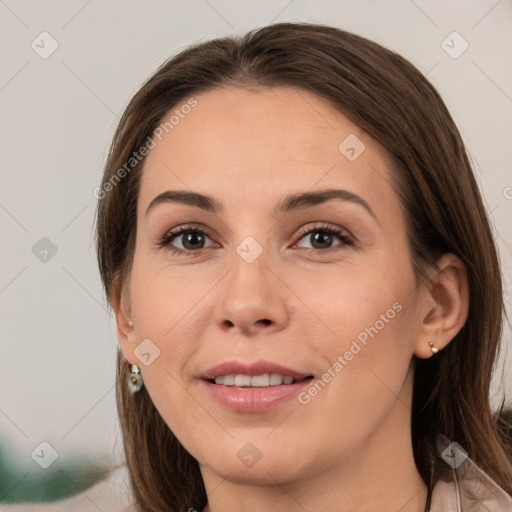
[0,434,110,503]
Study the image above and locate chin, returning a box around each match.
[194,437,311,484]
[201,456,305,486]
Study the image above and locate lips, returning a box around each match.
[199,360,314,412]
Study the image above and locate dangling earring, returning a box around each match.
[428,341,439,355]
[128,364,143,393]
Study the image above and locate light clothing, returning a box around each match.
[430,455,512,511]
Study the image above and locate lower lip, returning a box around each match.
[200,379,313,412]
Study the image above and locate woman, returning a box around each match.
[93,22,512,511]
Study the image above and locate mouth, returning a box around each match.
[208,373,312,387]
[199,360,315,411]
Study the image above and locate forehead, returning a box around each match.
[138,86,397,219]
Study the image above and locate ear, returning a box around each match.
[414,253,469,359]
[110,276,139,367]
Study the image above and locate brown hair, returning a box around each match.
[95,21,512,511]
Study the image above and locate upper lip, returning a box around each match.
[200,360,312,380]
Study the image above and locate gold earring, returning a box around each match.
[428,341,439,355]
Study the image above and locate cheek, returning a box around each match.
[296,254,417,411]
[292,290,416,466]
[294,252,415,353]
[129,251,208,345]
[126,258,201,404]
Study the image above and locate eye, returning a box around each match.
[157,224,217,256]
[294,222,354,251]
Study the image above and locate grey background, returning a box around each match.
[1,0,511,491]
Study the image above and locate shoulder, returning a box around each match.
[430,457,512,512]
[0,464,136,512]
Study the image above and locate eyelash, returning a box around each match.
[157,222,355,256]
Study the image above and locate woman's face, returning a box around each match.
[120,86,428,486]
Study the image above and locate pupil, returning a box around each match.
[184,231,203,250]
[312,231,332,249]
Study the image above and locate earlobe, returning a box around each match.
[414,253,469,359]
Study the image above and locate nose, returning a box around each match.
[213,249,288,337]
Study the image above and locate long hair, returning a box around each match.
[95,22,512,511]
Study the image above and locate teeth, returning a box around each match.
[251,374,270,387]
[235,375,251,387]
[269,373,283,385]
[222,375,235,385]
[213,373,297,387]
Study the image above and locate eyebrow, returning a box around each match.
[146,188,378,223]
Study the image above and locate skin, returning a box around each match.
[113,86,469,512]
